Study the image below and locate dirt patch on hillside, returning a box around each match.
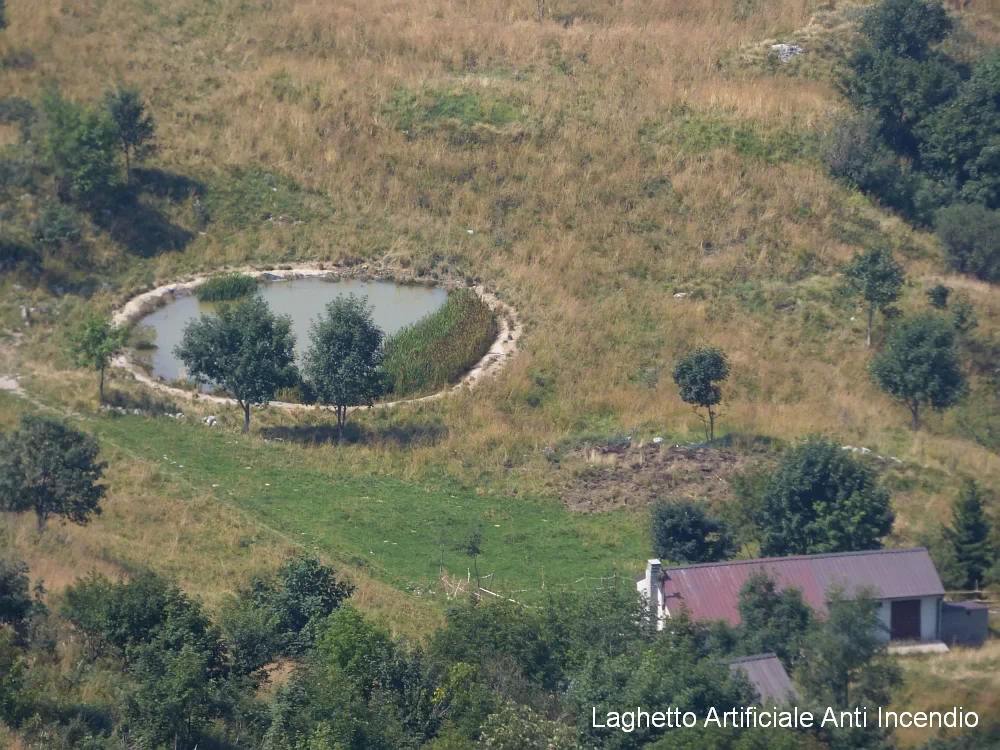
[559,442,774,514]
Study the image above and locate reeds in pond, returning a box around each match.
[196,273,260,301]
[383,290,498,396]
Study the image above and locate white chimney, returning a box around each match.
[646,559,662,624]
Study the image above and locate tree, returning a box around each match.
[39,87,120,205]
[934,203,1000,283]
[650,500,734,564]
[175,295,298,433]
[840,248,905,347]
[869,313,966,429]
[303,294,388,437]
[0,0,7,29]
[69,312,129,401]
[945,480,995,590]
[736,572,813,668]
[858,0,951,61]
[926,283,950,308]
[797,589,902,749]
[104,85,155,183]
[0,560,44,644]
[0,415,106,529]
[758,437,894,557]
[672,348,730,441]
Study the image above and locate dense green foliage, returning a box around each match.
[0,414,106,529]
[671,347,730,440]
[0,559,44,644]
[175,295,298,432]
[935,203,1000,283]
[650,500,734,563]
[303,294,389,433]
[829,0,1000,271]
[68,312,129,400]
[735,572,813,669]
[869,313,967,429]
[945,480,996,590]
[383,289,498,396]
[839,248,904,347]
[103,85,155,182]
[757,437,894,556]
[926,283,950,309]
[194,272,260,301]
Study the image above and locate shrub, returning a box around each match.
[825,114,913,211]
[383,290,498,396]
[935,203,1000,283]
[858,0,951,60]
[651,500,734,564]
[195,272,260,301]
[32,202,81,250]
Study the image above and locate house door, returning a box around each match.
[890,599,922,641]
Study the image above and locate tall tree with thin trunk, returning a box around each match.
[303,294,387,438]
[69,312,128,402]
[0,415,106,529]
[869,313,966,429]
[672,347,729,441]
[175,296,297,433]
[104,85,155,183]
[945,480,995,590]
[841,247,905,348]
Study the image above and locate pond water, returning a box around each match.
[133,278,448,383]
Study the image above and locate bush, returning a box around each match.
[383,290,498,396]
[859,0,951,60]
[32,202,81,250]
[935,203,1000,283]
[651,500,734,564]
[825,114,913,211]
[195,272,260,301]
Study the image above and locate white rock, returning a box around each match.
[771,43,804,62]
[674,292,688,298]
[652,437,665,444]
[860,447,871,455]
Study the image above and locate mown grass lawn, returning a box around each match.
[92,413,647,600]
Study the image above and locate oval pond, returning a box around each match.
[133,278,449,383]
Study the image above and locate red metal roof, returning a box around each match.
[727,653,799,704]
[660,548,944,625]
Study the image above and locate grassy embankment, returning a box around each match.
[0,0,998,690]
[384,289,499,396]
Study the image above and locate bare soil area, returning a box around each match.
[559,442,774,514]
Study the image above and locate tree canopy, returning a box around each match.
[0,414,106,529]
[758,437,894,556]
[736,572,813,669]
[303,294,388,435]
[103,85,155,182]
[869,313,966,429]
[840,247,905,347]
[945,480,996,590]
[68,312,129,401]
[672,347,730,440]
[175,295,298,432]
[651,500,734,564]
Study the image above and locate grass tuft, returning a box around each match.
[196,272,260,302]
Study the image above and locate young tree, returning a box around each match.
[40,87,120,205]
[103,85,155,183]
[840,247,905,347]
[759,437,894,556]
[869,313,966,429]
[0,560,44,644]
[303,294,388,437]
[650,500,734,564]
[69,312,129,402]
[0,415,106,529]
[798,589,902,748]
[672,347,730,441]
[175,295,297,433]
[926,283,951,308]
[737,572,814,669]
[945,480,995,590]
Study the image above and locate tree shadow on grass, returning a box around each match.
[90,169,206,258]
[261,421,448,448]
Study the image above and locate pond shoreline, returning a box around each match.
[109,264,521,412]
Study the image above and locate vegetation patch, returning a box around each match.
[195,272,260,301]
[200,167,328,227]
[640,107,821,164]
[386,87,526,144]
[383,289,498,396]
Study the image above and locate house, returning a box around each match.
[726,653,799,705]
[636,548,946,643]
